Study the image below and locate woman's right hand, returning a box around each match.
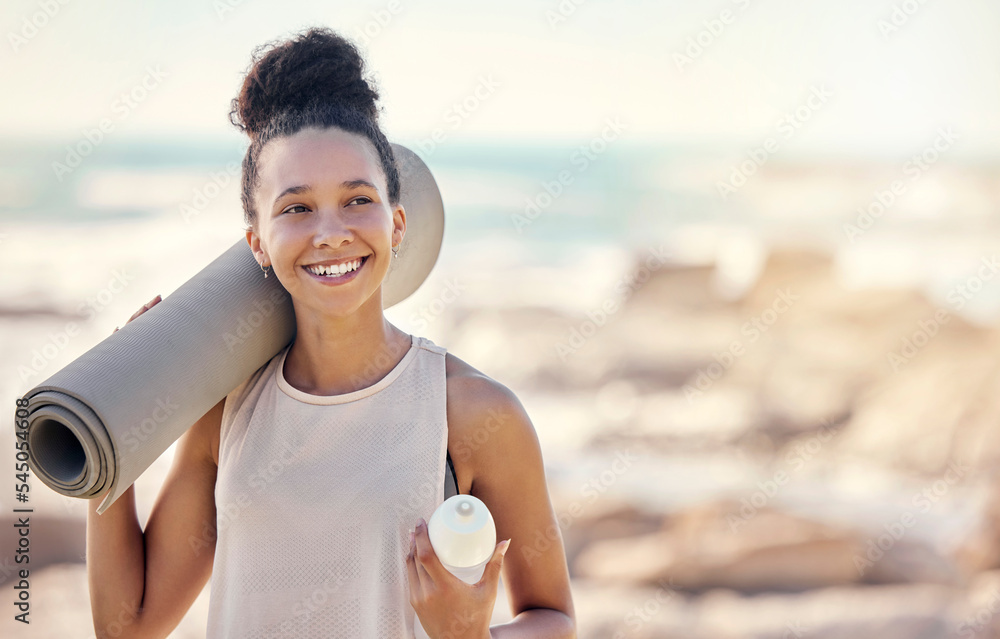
[113,294,162,335]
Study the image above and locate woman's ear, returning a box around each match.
[393,203,406,243]
[245,227,268,265]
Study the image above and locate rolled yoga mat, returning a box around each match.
[20,142,445,514]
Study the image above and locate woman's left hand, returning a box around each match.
[406,517,510,639]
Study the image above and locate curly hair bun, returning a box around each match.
[229,27,380,139]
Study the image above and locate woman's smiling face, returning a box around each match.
[248,126,405,316]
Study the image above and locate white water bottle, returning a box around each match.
[414,494,496,639]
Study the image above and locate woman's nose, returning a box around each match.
[312,208,354,247]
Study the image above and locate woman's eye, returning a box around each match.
[282,198,369,214]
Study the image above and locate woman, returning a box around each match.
[86,26,576,639]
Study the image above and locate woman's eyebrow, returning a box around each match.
[272,179,378,207]
[273,184,310,207]
[341,178,378,191]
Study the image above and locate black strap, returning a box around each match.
[444,450,458,500]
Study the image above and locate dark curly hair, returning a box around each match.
[229,26,401,231]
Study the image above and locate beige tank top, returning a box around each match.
[206,333,449,638]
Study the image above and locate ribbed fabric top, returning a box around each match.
[205,334,449,638]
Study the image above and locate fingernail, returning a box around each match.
[418,518,426,528]
[500,539,511,557]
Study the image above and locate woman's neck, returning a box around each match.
[282,297,411,396]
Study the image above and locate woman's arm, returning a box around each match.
[86,396,223,638]
[455,375,577,638]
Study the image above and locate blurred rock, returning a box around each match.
[551,499,667,571]
[572,499,963,592]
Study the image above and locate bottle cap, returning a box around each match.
[427,494,496,568]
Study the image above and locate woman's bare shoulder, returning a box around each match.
[443,352,535,483]
[444,351,518,407]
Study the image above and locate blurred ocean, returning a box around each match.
[2,134,1000,323]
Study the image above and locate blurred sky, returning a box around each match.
[1,0,999,158]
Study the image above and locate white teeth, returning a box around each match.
[305,258,363,277]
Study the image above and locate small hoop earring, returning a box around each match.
[260,262,269,278]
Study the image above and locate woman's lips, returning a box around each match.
[301,255,368,286]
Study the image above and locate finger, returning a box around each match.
[130,297,158,320]
[410,529,432,592]
[405,530,423,596]
[412,522,435,585]
[476,538,510,590]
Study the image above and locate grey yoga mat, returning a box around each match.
[20,143,445,514]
